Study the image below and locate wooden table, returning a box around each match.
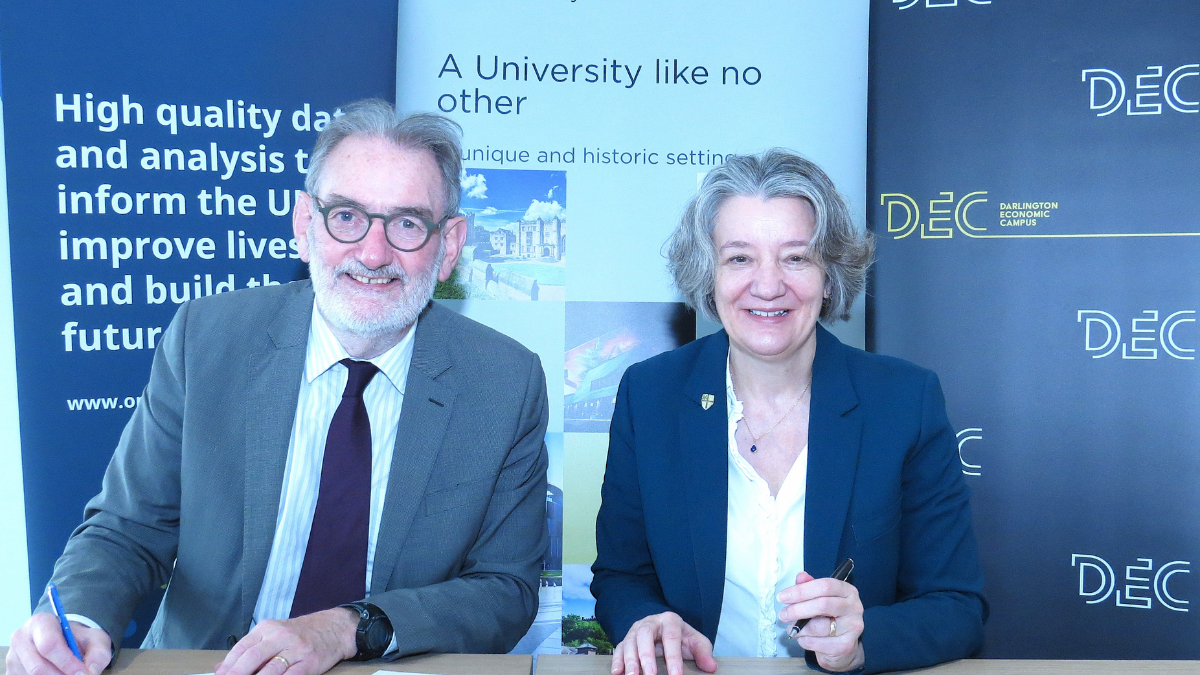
[6,651,1199,675]
[535,654,1200,674]
[0,649,532,675]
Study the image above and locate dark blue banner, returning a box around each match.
[868,0,1198,658]
[0,0,396,644]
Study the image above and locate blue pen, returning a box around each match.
[47,584,84,660]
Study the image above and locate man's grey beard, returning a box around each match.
[308,222,444,339]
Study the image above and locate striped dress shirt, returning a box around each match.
[252,308,416,625]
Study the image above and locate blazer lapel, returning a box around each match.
[804,325,862,579]
[681,331,731,638]
[370,303,455,595]
[241,285,313,626]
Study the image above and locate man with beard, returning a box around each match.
[8,100,549,675]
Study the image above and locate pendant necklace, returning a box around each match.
[739,378,812,453]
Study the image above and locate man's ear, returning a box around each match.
[438,215,468,281]
[292,191,313,263]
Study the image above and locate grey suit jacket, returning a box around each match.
[40,280,549,657]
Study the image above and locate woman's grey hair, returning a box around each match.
[304,99,464,218]
[667,148,874,323]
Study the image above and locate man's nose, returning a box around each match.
[357,218,393,267]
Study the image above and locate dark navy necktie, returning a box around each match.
[290,358,378,617]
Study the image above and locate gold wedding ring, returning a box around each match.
[271,655,291,671]
[828,618,837,637]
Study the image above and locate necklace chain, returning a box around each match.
[733,370,813,453]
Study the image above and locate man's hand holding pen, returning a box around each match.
[6,613,111,675]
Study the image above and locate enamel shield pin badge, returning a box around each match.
[700,393,715,410]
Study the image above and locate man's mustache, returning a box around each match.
[332,260,411,284]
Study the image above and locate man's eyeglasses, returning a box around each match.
[312,195,448,252]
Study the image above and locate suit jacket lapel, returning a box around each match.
[370,303,455,594]
[242,284,313,626]
[681,331,730,638]
[804,325,862,579]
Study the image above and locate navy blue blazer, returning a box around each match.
[592,325,987,674]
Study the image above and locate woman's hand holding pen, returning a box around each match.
[778,571,865,672]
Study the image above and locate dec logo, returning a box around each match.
[1072,555,1190,612]
[879,191,989,239]
[1082,65,1199,116]
[1076,310,1195,360]
[893,0,991,8]
[956,428,982,477]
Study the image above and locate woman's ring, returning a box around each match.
[271,655,290,671]
[828,618,837,637]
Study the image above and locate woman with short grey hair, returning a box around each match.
[592,149,986,675]
[668,149,873,324]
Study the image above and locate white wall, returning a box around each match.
[0,96,34,643]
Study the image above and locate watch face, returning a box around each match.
[364,615,392,651]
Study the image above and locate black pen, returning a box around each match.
[788,558,854,638]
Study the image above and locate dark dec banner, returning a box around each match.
[0,1,396,644]
[868,0,1198,659]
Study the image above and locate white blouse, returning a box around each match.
[712,360,808,657]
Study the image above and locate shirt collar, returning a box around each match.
[725,354,744,424]
[305,307,418,394]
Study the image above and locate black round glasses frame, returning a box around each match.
[312,195,448,252]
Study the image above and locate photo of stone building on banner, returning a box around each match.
[435,167,566,301]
